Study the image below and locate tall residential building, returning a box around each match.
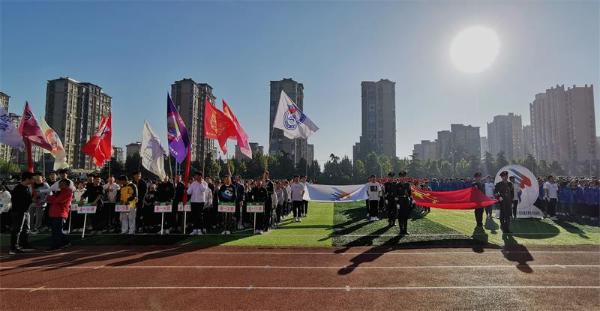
[530,84,597,167]
[522,125,535,157]
[45,77,111,170]
[413,140,438,161]
[234,142,264,160]
[450,124,481,159]
[436,130,452,160]
[126,142,141,158]
[307,144,314,164]
[353,79,396,161]
[113,146,124,163]
[0,92,11,162]
[269,78,307,164]
[171,79,216,166]
[480,137,489,159]
[487,113,524,160]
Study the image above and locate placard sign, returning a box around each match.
[218,203,236,213]
[70,204,79,212]
[178,203,191,212]
[115,205,130,212]
[154,204,172,213]
[246,204,264,213]
[77,205,97,214]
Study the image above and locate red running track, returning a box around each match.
[1,245,599,310]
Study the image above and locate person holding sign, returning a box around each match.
[117,175,138,235]
[187,172,209,235]
[80,174,104,233]
[250,179,267,234]
[218,175,237,235]
[47,179,73,251]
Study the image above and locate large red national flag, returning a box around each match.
[204,99,236,154]
[411,186,497,209]
[18,102,53,151]
[82,113,113,167]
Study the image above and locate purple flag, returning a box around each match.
[167,93,190,164]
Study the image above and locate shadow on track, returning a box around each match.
[502,234,534,273]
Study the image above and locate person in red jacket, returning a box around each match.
[47,179,73,250]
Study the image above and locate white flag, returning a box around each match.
[0,107,23,150]
[142,121,167,180]
[273,90,319,139]
[40,119,69,170]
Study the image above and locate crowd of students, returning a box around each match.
[1,169,312,254]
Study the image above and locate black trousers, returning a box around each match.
[547,198,557,217]
[292,201,303,218]
[368,200,379,218]
[386,197,397,225]
[263,200,273,231]
[104,203,117,230]
[499,200,512,233]
[50,217,69,249]
[191,202,206,231]
[474,207,484,226]
[397,197,410,233]
[276,204,283,223]
[302,200,308,216]
[512,200,518,219]
[168,201,180,230]
[10,210,29,250]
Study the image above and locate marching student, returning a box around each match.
[275,181,284,226]
[383,173,397,227]
[218,175,237,235]
[290,176,305,222]
[366,175,382,221]
[156,176,174,234]
[9,172,35,254]
[117,175,138,235]
[46,179,73,250]
[141,183,158,232]
[49,169,75,192]
[233,175,245,230]
[187,172,209,235]
[169,175,185,233]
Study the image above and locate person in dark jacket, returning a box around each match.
[472,172,485,227]
[9,171,35,254]
[168,175,185,233]
[132,171,147,232]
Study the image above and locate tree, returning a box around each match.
[407,155,424,177]
[392,156,408,174]
[353,159,367,183]
[466,155,481,175]
[308,160,321,182]
[365,152,380,176]
[440,160,453,177]
[100,157,125,179]
[424,160,440,177]
[538,160,550,177]
[454,158,470,177]
[125,153,142,176]
[549,161,565,176]
[339,156,353,184]
[483,152,495,176]
[378,155,392,177]
[495,152,509,173]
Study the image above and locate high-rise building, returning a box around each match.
[487,113,524,160]
[307,144,314,164]
[480,137,489,159]
[353,79,396,161]
[269,78,307,165]
[126,142,141,158]
[113,146,124,163]
[436,130,452,160]
[522,125,535,157]
[0,92,11,162]
[412,140,438,161]
[450,124,481,159]
[171,79,216,166]
[530,84,596,168]
[45,77,111,170]
[234,142,264,160]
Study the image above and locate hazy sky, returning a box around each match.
[1,1,598,165]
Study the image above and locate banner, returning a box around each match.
[495,165,543,219]
[0,107,23,149]
[141,121,167,180]
[167,93,190,164]
[305,184,367,202]
[40,119,68,170]
[411,187,497,209]
[82,113,112,167]
[273,90,319,139]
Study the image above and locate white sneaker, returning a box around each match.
[221,231,227,235]
[202,229,207,234]
[254,230,261,234]
[189,230,197,236]
[226,230,231,235]
[197,230,203,235]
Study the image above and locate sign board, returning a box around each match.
[115,205,130,212]
[246,204,264,213]
[70,204,78,212]
[154,204,172,213]
[218,203,236,213]
[77,205,97,214]
[178,203,191,212]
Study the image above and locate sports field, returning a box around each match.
[1,202,599,310]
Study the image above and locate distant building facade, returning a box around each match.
[413,140,438,161]
[0,92,11,162]
[307,144,314,164]
[269,78,307,165]
[45,77,111,170]
[480,137,489,159]
[235,142,264,160]
[126,142,141,158]
[353,79,396,162]
[522,125,535,157]
[487,113,524,160]
[113,146,124,163]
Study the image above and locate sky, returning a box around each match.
[1,0,598,165]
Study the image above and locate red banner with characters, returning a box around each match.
[411,186,497,209]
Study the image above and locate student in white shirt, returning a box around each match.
[366,175,382,221]
[290,176,305,222]
[543,175,559,220]
[484,176,495,219]
[509,176,521,219]
[187,172,209,235]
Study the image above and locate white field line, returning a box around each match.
[0,285,599,291]
[1,264,599,270]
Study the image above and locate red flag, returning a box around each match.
[18,102,53,151]
[411,186,497,209]
[222,100,252,159]
[82,113,113,167]
[204,99,236,154]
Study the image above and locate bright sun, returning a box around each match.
[450,26,500,73]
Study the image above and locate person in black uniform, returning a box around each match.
[396,171,412,235]
[495,171,515,234]
[383,172,397,227]
[132,171,147,233]
[250,179,267,234]
[472,172,485,227]
[263,171,275,233]
[218,175,237,235]
[80,174,104,232]
[9,171,35,254]
[233,175,245,230]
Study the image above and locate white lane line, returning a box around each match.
[1,264,598,270]
[2,250,598,256]
[1,285,599,291]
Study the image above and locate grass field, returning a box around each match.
[1,201,598,249]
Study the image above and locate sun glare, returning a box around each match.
[450,26,500,74]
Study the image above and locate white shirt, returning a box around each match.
[543,182,559,199]
[366,182,382,201]
[50,179,75,192]
[513,183,520,201]
[104,183,121,203]
[301,182,309,201]
[187,180,208,203]
[484,182,495,198]
[290,183,305,202]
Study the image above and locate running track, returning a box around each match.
[1,245,599,310]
